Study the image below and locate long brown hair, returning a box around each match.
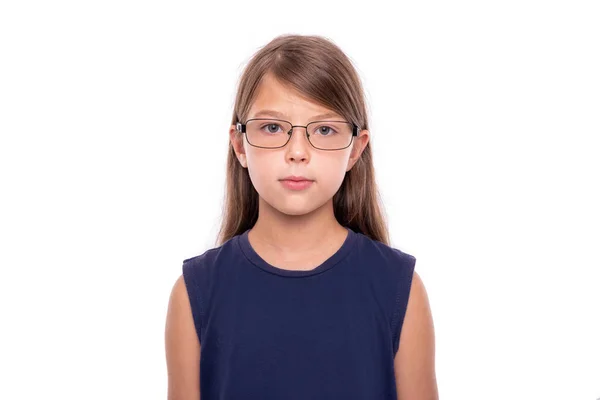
[216,34,390,246]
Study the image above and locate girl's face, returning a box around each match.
[229,73,370,217]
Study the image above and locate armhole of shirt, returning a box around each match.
[390,252,417,357]
[182,258,204,346]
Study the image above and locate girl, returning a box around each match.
[165,34,438,400]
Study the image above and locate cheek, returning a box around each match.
[318,159,350,190]
[245,152,277,191]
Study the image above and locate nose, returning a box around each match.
[285,126,311,162]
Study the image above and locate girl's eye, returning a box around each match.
[262,124,283,134]
[315,125,336,136]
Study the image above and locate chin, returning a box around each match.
[274,202,316,217]
[275,197,332,217]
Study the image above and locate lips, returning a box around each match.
[280,175,314,182]
[280,178,314,190]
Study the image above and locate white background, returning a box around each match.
[1,0,598,399]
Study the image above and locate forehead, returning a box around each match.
[248,74,343,121]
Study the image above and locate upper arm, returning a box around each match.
[165,275,201,400]
[394,271,439,400]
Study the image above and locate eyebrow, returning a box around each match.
[251,109,343,121]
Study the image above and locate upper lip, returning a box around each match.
[280,175,314,182]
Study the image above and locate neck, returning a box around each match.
[248,197,347,256]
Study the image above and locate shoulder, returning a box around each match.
[182,237,235,282]
[393,270,439,399]
[355,232,416,272]
[181,248,216,301]
[183,246,221,272]
[165,275,202,398]
[166,275,193,326]
[353,232,417,308]
[165,275,198,342]
[182,233,242,273]
[180,236,242,321]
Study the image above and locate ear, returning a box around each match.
[229,124,247,168]
[346,129,370,172]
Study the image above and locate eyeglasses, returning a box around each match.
[235,118,359,151]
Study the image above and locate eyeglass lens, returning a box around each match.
[245,119,353,150]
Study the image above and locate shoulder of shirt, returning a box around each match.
[182,233,239,271]
[355,231,417,272]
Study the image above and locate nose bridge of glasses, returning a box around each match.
[285,125,312,147]
[288,124,309,135]
[279,124,313,152]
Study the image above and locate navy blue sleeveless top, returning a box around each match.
[182,226,416,399]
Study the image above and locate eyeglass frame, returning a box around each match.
[235,118,360,151]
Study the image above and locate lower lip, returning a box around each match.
[280,180,314,190]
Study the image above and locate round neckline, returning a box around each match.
[237,226,357,277]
